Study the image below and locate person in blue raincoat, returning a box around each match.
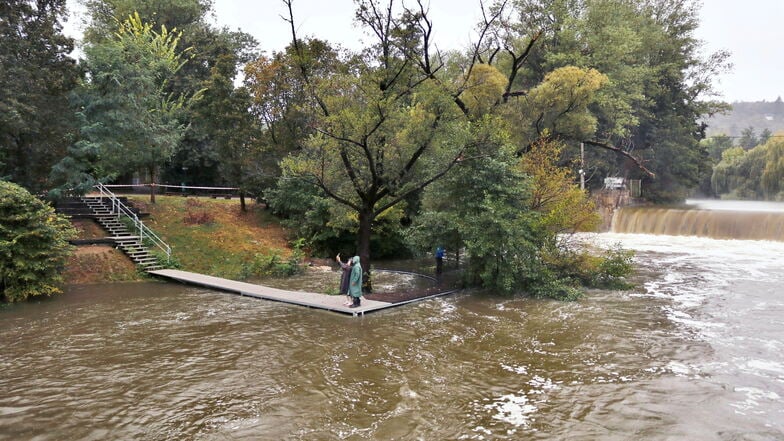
[435,246,445,276]
[348,256,363,308]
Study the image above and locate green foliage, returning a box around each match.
[52,12,201,195]
[408,117,632,300]
[84,0,262,188]
[0,0,80,193]
[702,135,735,163]
[711,144,768,199]
[243,249,304,278]
[408,117,547,294]
[460,63,507,116]
[546,243,635,290]
[506,66,609,143]
[0,181,76,302]
[713,137,784,201]
[266,175,410,258]
[517,138,600,233]
[739,127,759,150]
[501,0,727,201]
[190,54,259,199]
[762,138,784,199]
[244,39,338,194]
[594,245,635,289]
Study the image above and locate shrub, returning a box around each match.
[0,181,76,302]
[244,246,305,278]
[183,198,214,225]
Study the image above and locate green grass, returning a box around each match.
[128,196,293,280]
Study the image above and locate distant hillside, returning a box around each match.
[705,97,784,137]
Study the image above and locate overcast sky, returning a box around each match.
[64,0,784,103]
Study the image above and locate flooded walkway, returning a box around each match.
[148,269,394,316]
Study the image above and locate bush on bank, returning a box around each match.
[0,181,76,302]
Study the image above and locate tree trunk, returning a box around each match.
[358,208,373,293]
[240,190,246,212]
[149,166,156,204]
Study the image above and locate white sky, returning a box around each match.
[64,0,784,103]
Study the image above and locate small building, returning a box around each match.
[603,177,625,190]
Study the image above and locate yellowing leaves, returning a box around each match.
[460,64,507,115]
[518,139,599,233]
[514,66,609,141]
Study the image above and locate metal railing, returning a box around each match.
[94,182,172,262]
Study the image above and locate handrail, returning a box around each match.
[94,183,172,262]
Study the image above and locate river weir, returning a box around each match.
[1,201,784,439]
[612,199,784,241]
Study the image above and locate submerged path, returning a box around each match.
[149,269,395,316]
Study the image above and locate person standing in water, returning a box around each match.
[348,256,363,308]
[336,253,353,306]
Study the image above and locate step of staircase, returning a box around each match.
[58,195,167,273]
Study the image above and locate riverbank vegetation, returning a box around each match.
[0,181,76,302]
[129,196,295,279]
[709,136,784,200]
[2,0,730,301]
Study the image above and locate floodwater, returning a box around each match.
[2,230,784,439]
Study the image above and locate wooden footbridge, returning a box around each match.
[148,269,393,316]
[148,269,460,317]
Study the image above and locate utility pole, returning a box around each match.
[580,142,585,190]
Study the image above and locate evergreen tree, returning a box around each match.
[0,0,79,192]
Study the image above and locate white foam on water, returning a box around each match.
[731,387,782,414]
[484,393,537,427]
[501,364,529,375]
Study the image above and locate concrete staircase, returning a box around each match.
[58,196,165,272]
[85,197,165,272]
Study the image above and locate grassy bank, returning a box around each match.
[64,196,293,284]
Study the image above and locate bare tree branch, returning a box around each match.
[584,140,656,178]
[282,0,329,116]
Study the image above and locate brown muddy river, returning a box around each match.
[2,230,784,440]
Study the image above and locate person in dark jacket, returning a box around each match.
[336,253,353,306]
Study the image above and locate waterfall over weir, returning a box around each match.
[611,199,784,241]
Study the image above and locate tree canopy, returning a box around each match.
[0,0,79,193]
[52,12,201,200]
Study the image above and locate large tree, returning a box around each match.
[244,38,340,193]
[0,0,79,193]
[82,0,258,188]
[53,12,200,201]
[192,53,259,211]
[276,0,474,289]
[476,0,729,201]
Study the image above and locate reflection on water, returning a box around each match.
[1,235,784,439]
